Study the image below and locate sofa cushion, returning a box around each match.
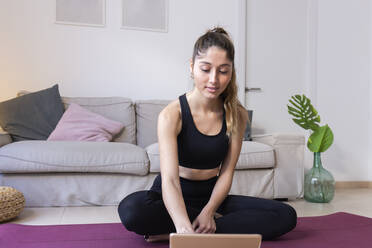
[61,97,135,144]
[135,99,171,148]
[0,127,12,148]
[47,103,125,142]
[146,143,162,173]
[0,84,65,141]
[146,141,275,173]
[236,141,275,169]
[0,141,149,175]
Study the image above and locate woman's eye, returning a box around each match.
[201,69,228,74]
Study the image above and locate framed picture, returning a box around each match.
[55,0,106,27]
[121,0,168,33]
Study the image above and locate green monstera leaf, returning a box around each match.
[287,94,320,131]
[307,124,334,152]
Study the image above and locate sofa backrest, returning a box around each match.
[135,99,171,148]
[15,90,173,146]
[62,97,136,144]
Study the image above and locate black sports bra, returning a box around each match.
[177,93,229,170]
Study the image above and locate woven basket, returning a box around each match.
[0,187,25,222]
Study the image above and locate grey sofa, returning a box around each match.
[0,96,305,207]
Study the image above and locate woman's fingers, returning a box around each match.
[191,222,197,230]
[195,225,205,233]
[192,219,200,231]
[195,225,216,233]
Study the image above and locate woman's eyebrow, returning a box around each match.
[199,61,231,67]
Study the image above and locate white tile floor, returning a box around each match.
[8,188,372,225]
[288,188,372,218]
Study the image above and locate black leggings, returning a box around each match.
[118,174,297,241]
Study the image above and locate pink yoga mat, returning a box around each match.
[0,212,371,248]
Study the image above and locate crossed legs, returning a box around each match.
[118,190,297,241]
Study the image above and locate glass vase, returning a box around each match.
[304,152,335,203]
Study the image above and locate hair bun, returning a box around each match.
[209,27,229,36]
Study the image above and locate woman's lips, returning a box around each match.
[206,87,218,92]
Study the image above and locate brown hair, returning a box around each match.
[191,26,247,139]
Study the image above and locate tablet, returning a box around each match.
[169,233,262,248]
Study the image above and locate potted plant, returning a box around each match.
[287,94,335,203]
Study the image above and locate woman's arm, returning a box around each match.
[202,107,249,216]
[157,106,195,233]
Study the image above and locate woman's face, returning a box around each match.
[191,46,233,99]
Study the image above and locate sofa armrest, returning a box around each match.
[0,128,12,148]
[252,132,305,200]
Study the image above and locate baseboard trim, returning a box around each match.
[335,181,372,189]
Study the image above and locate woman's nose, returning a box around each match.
[209,69,218,83]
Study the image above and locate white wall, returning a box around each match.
[315,0,370,181]
[245,0,308,135]
[0,0,244,102]
[1,0,371,181]
[245,0,371,181]
[370,0,372,182]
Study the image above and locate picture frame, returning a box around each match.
[55,0,106,27]
[121,0,168,33]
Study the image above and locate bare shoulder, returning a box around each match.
[158,99,182,135]
[159,99,181,121]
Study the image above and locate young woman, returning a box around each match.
[118,27,297,242]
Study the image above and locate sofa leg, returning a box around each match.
[273,198,288,202]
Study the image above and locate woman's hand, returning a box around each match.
[176,224,196,234]
[192,209,216,233]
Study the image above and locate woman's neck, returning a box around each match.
[187,90,223,114]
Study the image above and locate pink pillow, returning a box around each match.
[47,103,125,142]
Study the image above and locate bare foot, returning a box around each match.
[144,234,170,242]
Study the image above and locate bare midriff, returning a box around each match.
[178,165,220,181]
